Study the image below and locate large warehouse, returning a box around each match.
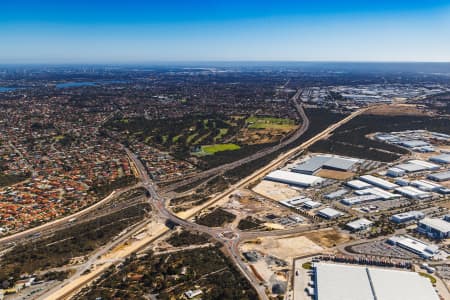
[314,263,439,300]
[264,170,323,187]
[292,155,359,175]
[359,175,398,190]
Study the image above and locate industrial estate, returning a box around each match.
[0,64,449,300]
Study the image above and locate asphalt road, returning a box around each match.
[15,103,367,300]
[161,89,309,192]
[0,184,144,248]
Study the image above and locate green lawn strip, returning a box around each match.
[214,128,229,141]
[201,143,241,154]
[246,116,295,129]
[419,272,437,284]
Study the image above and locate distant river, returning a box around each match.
[55,82,98,88]
[55,80,127,89]
[0,87,17,92]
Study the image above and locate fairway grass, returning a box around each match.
[246,116,296,130]
[201,143,241,154]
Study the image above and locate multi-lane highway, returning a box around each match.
[0,183,146,248]
[161,89,309,192]
[127,106,368,300]
[14,100,368,300]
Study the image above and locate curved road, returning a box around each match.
[38,104,367,300]
[161,89,309,192]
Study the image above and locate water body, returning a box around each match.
[55,80,128,89]
[55,82,98,88]
[0,87,17,92]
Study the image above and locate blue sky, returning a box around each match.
[1,0,450,63]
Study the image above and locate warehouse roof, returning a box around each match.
[355,187,399,199]
[292,156,330,173]
[408,160,439,170]
[391,211,424,221]
[428,171,450,182]
[341,194,379,206]
[347,180,372,190]
[388,235,439,259]
[324,156,359,170]
[315,263,373,300]
[293,155,358,174]
[368,268,439,300]
[360,175,398,190]
[419,218,450,234]
[264,170,323,187]
[395,186,431,199]
[317,207,343,218]
[400,140,430,148]
[347,218,373,230]
[395,163,427,173]
[315,263,439,300]
[429,153,450,164]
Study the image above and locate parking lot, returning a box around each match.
[293,258,315,300]
[436,264,450,280]
[354,198,411,211]
[350,240,419,259]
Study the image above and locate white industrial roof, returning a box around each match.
[428,171,450,182]
[315,263,374,300]
[303,200,321,208]
[341,194,379,205]
[391,210,424,221]
[395,163,427,173]
[408,159,439,170]
[347,218,373,230]
[400,140,429,148]
[429,153,450,164]
[368,268,439,300]
[315,263,439,300]
[395,186,431,198]
[317,207,343,218]
[419,218,450,234]
[265,170,323,186]
[387,167,405,174]
[355,187,399,199]
[411,180,442,191]
[388,235,438,259]
[360,175,398,190]
[347,179,372,189]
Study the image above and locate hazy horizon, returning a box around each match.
[2,1,450,63]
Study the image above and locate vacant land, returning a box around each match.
[73,247,258,300]
[366,104,430,116]
[303,228,351,248]
[242,235,323,264]
[0,203,150,283]
[252,180,300,201]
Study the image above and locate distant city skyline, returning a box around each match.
[1,0,450,63]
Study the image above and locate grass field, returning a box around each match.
[214,128,229,141]
[201,143,241,154]
[246,116,296,130]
